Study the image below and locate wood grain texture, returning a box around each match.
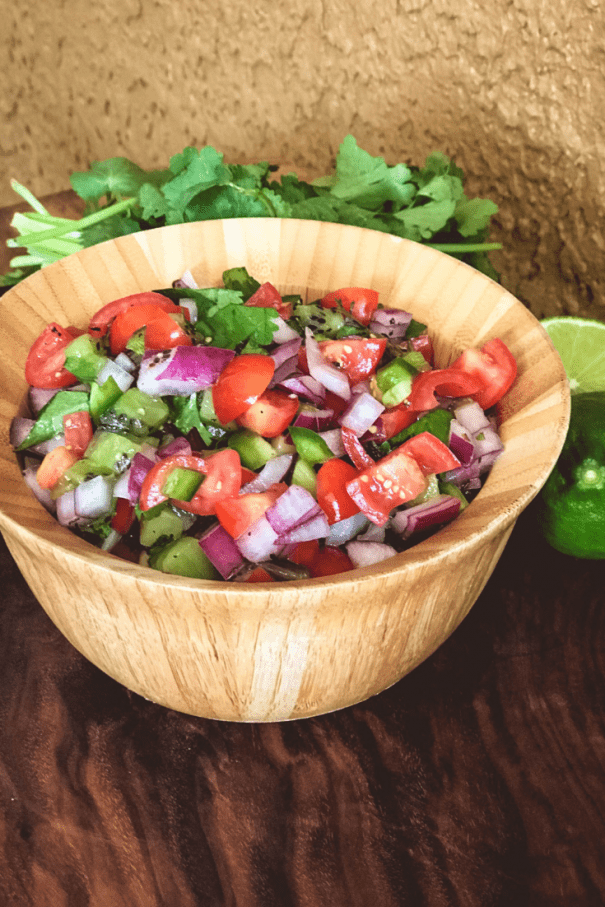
[0,219,570,720]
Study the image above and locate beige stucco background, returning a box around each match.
[2,0,604,318]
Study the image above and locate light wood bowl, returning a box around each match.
[0,219,570,721]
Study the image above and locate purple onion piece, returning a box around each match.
[56,490,79,527]
[28,386,59,415]
[472,426,504,458]
[371,308,413,327]
[235,515,283,563]
[319,428,345,457]
[10,417,66,455]
[127,453,156,503]
[198,523,245,579]
[271,337,302,369]
[265,484,322,534]
[454,401,490,434]
[448,425,475,466]
[293,407,335,432]
[277,512,330,544]
[240,455,293,493]
[278,374,326,406]
[305,328,350,400]
[339,392,385,436]
[346,540,398,568]
[137,345,235,397]
[391,495,461,538]
[272,316,300,343]
[157,437,192,459]
[74,475,114,520]
[22,466,56,514]
[326,511,369,546]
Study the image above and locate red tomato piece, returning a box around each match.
[111,498,136,535]
[316,459,361,525]
[244,566,276,583]
[139,450,242,516]
[341,426,375,470]
[63,411,94,458]
[109,303,185,355]
[310,546,355,577]
[215,483,287,539]
[241,467,258,485]
[346,446,428,526]
[399,432,461,475]
[318,337,387,384]
[408,368,484,412]
[236,389,299,438]
[409,333,434,366]
[246,282,292,320]
[88,292,182,338]
[450,338,517,410]
[377,405,418,441]
[288,539,320,568]
[25,323,78,389]
[36,446,80,490]
[320,288,380,326]
[212,354,275,425]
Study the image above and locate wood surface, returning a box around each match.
[0,218,569,721]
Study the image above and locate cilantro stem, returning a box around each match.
[10,179,50,215]
[425,242,502,253]
[7,197,136,248]
[227,183,277,217]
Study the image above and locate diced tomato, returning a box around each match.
[399,432,461,475]
[241,467,258,485]
[245,282,292,320]
[25,323,78,389]
[318,337,387,384]
[410,333,434,366]
[63,411,93,458]
[216,483,287,539]
[408,368,483,412]
[109,303,187,355]
[139,449,242,516]
[36,445,80,490]
[310,546,355,577]
[346,446,428,526]
[88,292,182,338]
[323,389,350,420]
[377,405,418,441]
[450,338,517,410]
[110,498,136,535]
[244,566,276,583]
[341,425,375,470]
[288,539,320,568]
[316,458,361,525]
[320,288,380,326]
[236,389,299,438]
[212,354,275,425]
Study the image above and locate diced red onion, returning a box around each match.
[198,523,246,579]
[176,269,199,289]
[454,401,490,434]
[391,495,461,538]
[326,511,369,546]
[305,328,350,400]
[351,379,372,396]
[442,449,503,487]
[56,490,79,526]
[356,521,386,543]
[241,454,293,493]
[113,469,131,500]
[270,338,301,384]
[157,436,192,459]
[97,360,134,393]
[74,475,114,520]
[265,484,321,534]
[22,465,56,513]
[127,453,156,503]
[472,426,504,458]
[137,345,235,397]
[293,407,335,432]
[346,540,398,568]
[339,392,385,436]
[235,515,283,562]
[319,428,345,457]
[371,308,413,328]
[28,386,59,415]
[448,421,475,466]
[277,512,330,544]
[10,417,65,455]
[178,299,198,324]
[273,316,300,343]
[114,352,136,373]
[278,374,326,406]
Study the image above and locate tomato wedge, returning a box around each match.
[63,411,94,458]
[139,450,242,516]
[318,337,387,384]
[111,498,136,535]
[25,323,78,389]
[216,482,287,538]
[109,303,186,355]
[408,368,483,412]
[341,426,375,470]
[244,566,276,583]
[310,546,355,577]
[378,405,418,441]
[316,458,361,525]
[246,282,292,320]
[236,389,299,438]
[212,354,275,425]
[36,446,80,490]
[321,287,380,326]
[450,338,517,410]
[399,432,461,475]
[346,446,428,526]
[88,292,182,338]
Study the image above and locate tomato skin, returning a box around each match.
[289,539,320,568]
[318,337,388,384]
[139,450,242,516]
[346,446,428,525]
[451,338,517,410]
[111,498,136,535]
[25,323,78,389]
[88,292,181,338]
[377,405,418,441]
[316,459,361,525]
[216,483,287,539]
[321,288,380,326]
[410,333,434,366]
[109,303,185,355]
[236,389,299,438]
[63,411,93,458]
[341,426,375,470]
[399,432,461,475]
[310,546,355,577]
[212,354,275,425]
[246,282,292,320]
[36,446,79,490]
[244,566,276,583]
[408,368,483,412]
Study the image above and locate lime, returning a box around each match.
[541,316,605,394]
[536,391,605,558]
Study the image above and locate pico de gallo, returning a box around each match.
[12,268,517,581]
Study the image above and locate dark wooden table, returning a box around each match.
[1,197,605,906]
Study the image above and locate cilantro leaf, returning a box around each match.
[454,197,499,238]
[70,157,169,205]
[168,393,212,445]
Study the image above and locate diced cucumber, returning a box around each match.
[149,537,218,580]
[291,457,317,496]
[139,506,186,547]
[228,429,276,470]
[111,388,169,431]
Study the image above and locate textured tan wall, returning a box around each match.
[2,0,604,318]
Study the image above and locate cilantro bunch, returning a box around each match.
[2,135,501,287]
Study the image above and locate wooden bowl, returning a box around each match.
[0,219,570,721]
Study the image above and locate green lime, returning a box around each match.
[537,391,605,558]
[541,316,605,394]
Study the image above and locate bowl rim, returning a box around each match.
[0,218,571,594]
